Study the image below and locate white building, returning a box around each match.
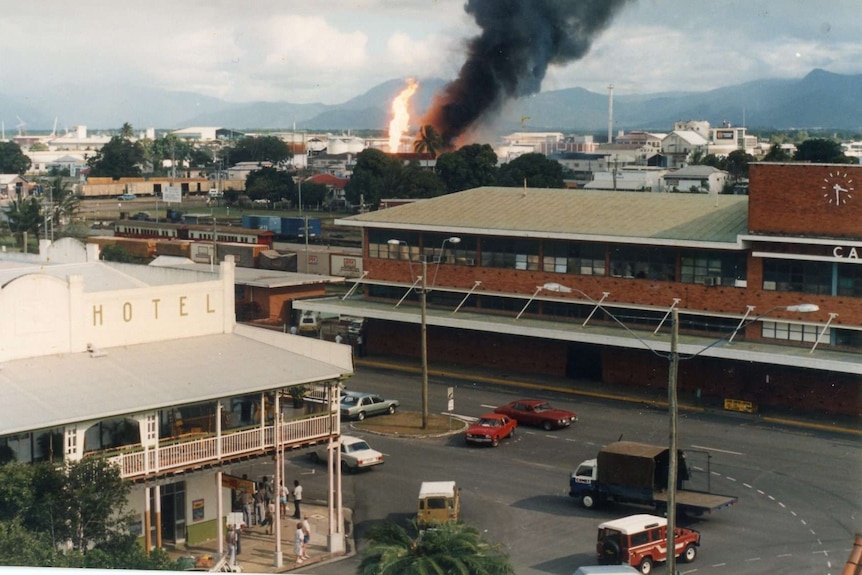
[0,239,351,552]
[662,164,729,193]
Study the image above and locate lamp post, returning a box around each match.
[665,302,818,575]
[388,237,461,430]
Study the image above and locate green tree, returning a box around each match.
[344,148,403,208]
[436,143,498,193]
[245,166,294,204]
[359,519,514,575]
[0,141,32,174]
[391,162,446,199]
[86,136,145,179]
[793,138,853,163]
[100,244,135,262]
[496,153,565,188]
[725,149,754,182]
[228,136,293,166]
[42,176,80,231]
[3,196,43,245]
[147,134,195,177]
[762,143,792,162]
[413,125,444,158]
[297,181,328,209]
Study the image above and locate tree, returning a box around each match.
[119,122,135,139]
[495,153,565,188]
[100,244,135,263]
[436,144,498,193]
[3,196,43,245]
[147,134,195,177]
[725,149,754,182]
[344,148,403,208]
[392,162,447,199]
[228,136,293,166]
[42,176,80,230]
[245,166,294,204]
[413,125,444,158]
[0,141,32,174]
[86,136,145,179]
[359,519,514,575]
[793,138,853,163]
[296,181,328,209]
[762,143,792,162]
[0,459,177,569]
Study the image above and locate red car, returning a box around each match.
[494,399,577,431]
[465,413,517,447]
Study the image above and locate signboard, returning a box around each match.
[447,387,454,412]
[192,498,205,521]
[163,186,182,203]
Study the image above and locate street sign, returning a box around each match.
[447,387,454,412]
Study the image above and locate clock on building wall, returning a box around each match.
[821,171,854,206]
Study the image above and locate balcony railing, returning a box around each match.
[110,411,338,480]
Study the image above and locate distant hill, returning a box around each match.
[1,69,858,133]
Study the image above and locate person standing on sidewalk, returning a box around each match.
[294,522,305,564]
[226,525,237,568]
[241,489,254,527]
[292,479,303,518]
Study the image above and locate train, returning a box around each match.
[114,220,275,248]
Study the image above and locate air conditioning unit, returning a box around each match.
[703,276,721,286]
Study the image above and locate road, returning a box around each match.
[247,366,861,575]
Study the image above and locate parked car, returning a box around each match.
[494,399,577,430]
[309,435,383,472]
[118,193,136,201]
[464,413,517,447]
[596,514,700,574]
[129,211,151,221]
[340,392,399,421]
[417,480,460,527]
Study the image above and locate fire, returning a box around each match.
[388,78,418,153]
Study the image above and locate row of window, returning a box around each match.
[370,231,862,297]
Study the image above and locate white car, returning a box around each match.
[310,435,384,472]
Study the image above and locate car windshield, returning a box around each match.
[344,441,370,453]
[477,418,500,427]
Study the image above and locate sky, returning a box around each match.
[2,0,861,105]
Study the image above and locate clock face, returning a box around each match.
[821,171,854,206]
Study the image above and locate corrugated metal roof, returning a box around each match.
[0,325,351,435]
[342,187,748,246]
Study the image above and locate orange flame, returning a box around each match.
[388,78,418,153]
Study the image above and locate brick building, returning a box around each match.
[296,162,861,417]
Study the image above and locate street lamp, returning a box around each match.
[665,302,819,575]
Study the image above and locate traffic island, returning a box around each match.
[351,411,467,438]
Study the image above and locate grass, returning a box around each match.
[352,411,466,437]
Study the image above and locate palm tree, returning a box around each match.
[413,125,444,159]
[359,519,514,575]
[3,196,43,248]
[44,176,80,230]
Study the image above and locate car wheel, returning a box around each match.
[387,405,396,415]
[581,493,597,509]
[491,436,499,447]
[356,411,366,421]
[542,420,553,431]
[638,557,653,575]
[682,544,697,563]
[509,428,515,437]
[341,460,351,473]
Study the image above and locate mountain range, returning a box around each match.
[1,69,859,134]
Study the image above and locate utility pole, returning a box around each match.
[420,259,429,429]
[607,84,614,144]
[667,308,679,575]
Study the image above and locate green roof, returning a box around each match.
[341,187,749,248]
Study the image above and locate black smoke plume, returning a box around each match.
[422,0,631,147]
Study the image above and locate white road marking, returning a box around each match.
[480,404,497,409]
[744,557,762,562]
[743,483,753,488]
[690,444,744,455]
[726,476,737,482]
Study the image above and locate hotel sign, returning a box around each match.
[92,294,218,326]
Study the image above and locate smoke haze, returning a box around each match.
[422,0,632,146]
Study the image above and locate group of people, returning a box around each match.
[231,476,309,566]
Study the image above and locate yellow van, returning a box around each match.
[417,481,460,526]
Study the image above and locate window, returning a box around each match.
[681,251,747,285]
[610,246,675,281]
[543,242,605,276]
[837,263,862,297]
[368,230,420,260]
[762,321,826,343]
[763,259,832,295]
[630,531,650,547]
[480,238,539,270]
